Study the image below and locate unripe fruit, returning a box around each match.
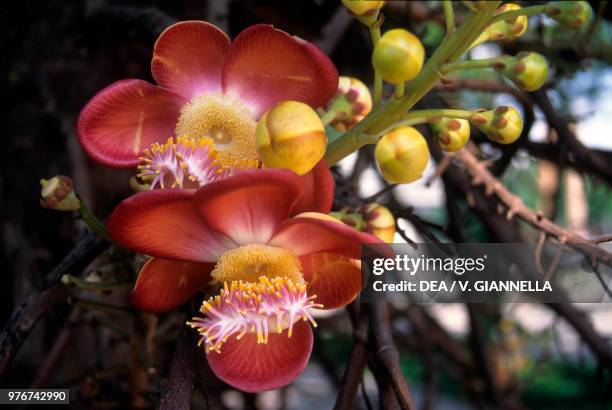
[375,126,429,184]
[372,29,425,84]
[341,0,385,19]
[547,1,592,29]
[358,203,395,243]
[470,106,523,144]
[498,52,548,92]
[430,118,470,152]
[472,3,528,47]
[325,76,372,131]
[40,175,81,211]
[256,101,327,175]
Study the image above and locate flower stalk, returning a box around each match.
[325,1,502,165]
[439,57,502,74]
[488,4,550,25]
[443,0,455,36]
[369,26,383,107]
[78,201,112,242]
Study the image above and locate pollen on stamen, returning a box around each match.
[138,136,246,189]
[187,276,323,354]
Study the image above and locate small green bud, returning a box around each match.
[430,118,470,152]
[472,3,528,47]
[324,76,372,131]
[40,175,81,211]
[372,29,425,84]
[546,1,592,29]
[497,52,549,91]
[469,106,523,144]
[357,203,396,243]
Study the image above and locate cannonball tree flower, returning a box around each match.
[107,169,382,392]
[77,21,338,184]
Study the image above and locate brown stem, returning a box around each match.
[0,233,106,378]
[369,303,416,410]
[455,147,612,267]
[530,88,612,185]
[158,324,205,410]
[334,303,369,410]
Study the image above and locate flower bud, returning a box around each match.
[472,3,528,47]
[375,126,429,184]
[547,1,592,29]
[470,106,523,144]
[341,0,385,20]
[256,101,327,175]
[324,76,372,131]
[430,118,470,152]
[357,203,395,243]
[40,175,81,211]
[497,52,548,92]
[372,29,425,84]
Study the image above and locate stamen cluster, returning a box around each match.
[188,276,322,353]
[138,136,230,189]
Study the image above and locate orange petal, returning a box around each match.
[151,21,230,98]
[107,189,236,262]
[292,159,335,215]
[130,258,215,313]
[194,169,303,245]
[206,320,313,392]
[222,24,338,118]
[301,253,361,309]
[270,213,384,259]
[77,79,183,167]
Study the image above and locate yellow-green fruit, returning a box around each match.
[375,126,429,184]
[256,101,327,175]
[360,203,395,243]
[547,1,592,29]
[372,29,425,84]
[341,0,385,18]
[499,52,548,91]
[470,106,523,144]
[431,118,470,152]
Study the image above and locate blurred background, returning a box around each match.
[1,1,611,409]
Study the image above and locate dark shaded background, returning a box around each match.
[1,1,612,409]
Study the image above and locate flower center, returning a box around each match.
[175,93,259,168]
[211,244,303,285]
[187,276,322,353]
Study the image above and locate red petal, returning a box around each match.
[222,24,339,118]
[151,21,230,99]
[194,169,303,245]
[108,189,236,262]
[77,79,183,167]
[270,213,384,259]
[206,320,313,392]
[292,159,334,215]
[301,253,361,309]
[130,258,214,313]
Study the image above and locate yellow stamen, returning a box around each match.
[175,92,259,168]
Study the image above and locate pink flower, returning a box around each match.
[107,169,382,392]
[77,21,338,171]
